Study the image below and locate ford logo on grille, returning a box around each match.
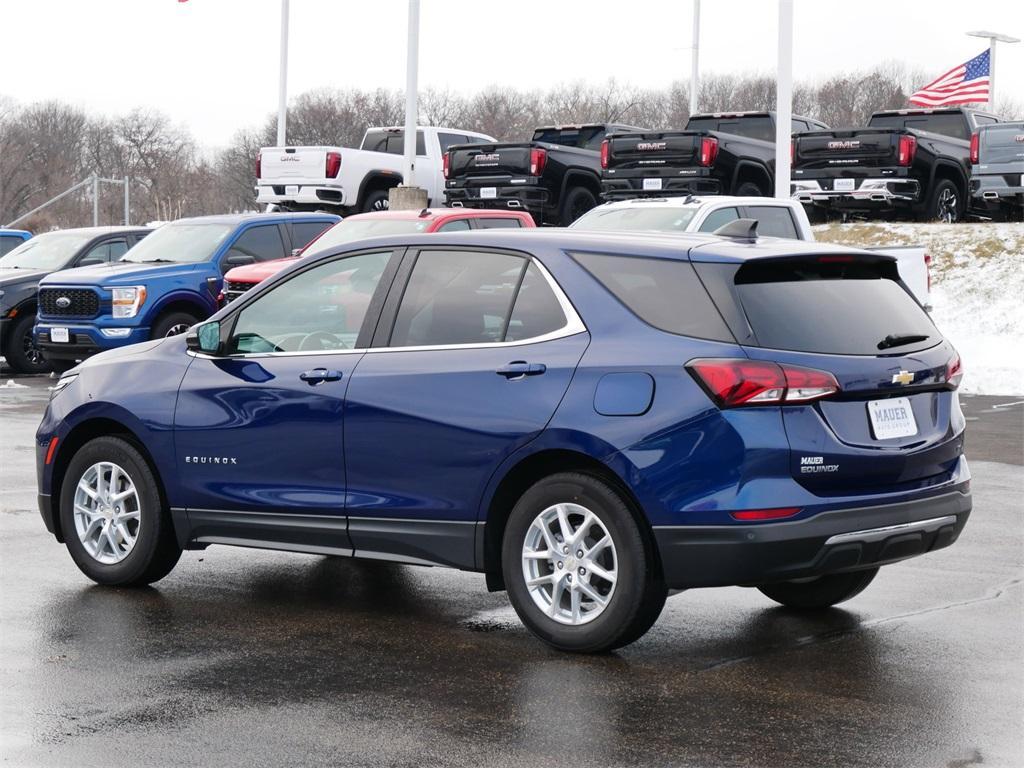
[55,296,72,309]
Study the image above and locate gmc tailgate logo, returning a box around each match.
[827,140,861,150]
[636,141,667,151]
[474,153,500,166]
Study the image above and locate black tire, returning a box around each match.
[560,187,598,226]
[734,181,764,197]
[4,312,51,374]
[150,311,199,340]
[758,567,879,610]
[361,189,391,213]
[59,436,181,586]
[502,472,665,652]
[921,179,963,223]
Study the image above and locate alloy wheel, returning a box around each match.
[21,332,44,366]
[73,461,142,564]
[521,502,617,625]
[165,323,190,337]
[937,188,958,223]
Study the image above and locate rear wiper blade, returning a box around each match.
[877,333,930,350]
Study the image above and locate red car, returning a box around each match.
[222,208,535,303]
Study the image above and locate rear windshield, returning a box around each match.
[571,207,698,233]
[531,127,606,150]
[731,259,936,355]
[571,252,733,342]
[686,116,774,141]
[868,113,968,141]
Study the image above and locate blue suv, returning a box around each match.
[36,226,971,652]
[34,213,337,371]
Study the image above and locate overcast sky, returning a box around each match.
[2,0,1021,147]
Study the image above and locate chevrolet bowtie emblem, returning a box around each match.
[891,371,914,385]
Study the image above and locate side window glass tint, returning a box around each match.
[227,225,286,263]
[106,239,129,261]
[230,251,392,354]
[290,221,334,251]
[438,133,468,151]
[745,206,798,239]
[436,219,471,232]
[478,218,522,229]
[698,207,740,233]
[390,249,525,347]
[505,263,567,341]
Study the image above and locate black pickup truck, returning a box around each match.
[970,121,1024,220]
[600,112,828,200]
[443,124,645,225]
[791,107,1001,222]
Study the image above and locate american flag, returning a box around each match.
[910,50,991,107]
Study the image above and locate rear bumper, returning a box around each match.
[35,322,150,361]
[653,487,971,589]
[444,184,549,220]
[601,173,722,199]
[970,177,1024,211]
[791,177,921,209]
[255,183,345,207]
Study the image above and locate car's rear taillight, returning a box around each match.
[897,135,917,166]
[946,353,963,389]
[325,151,341,179]
[255,153,262,179]
[686,358,839,408]
[442,151,450,179]
[969,132,979,164]
[699,136,718,167]
[790,138,795,163]
[529,148,547,176]
[924,252,932,293]
[600,139,610,169]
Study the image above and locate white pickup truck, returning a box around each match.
[570,195,931,308]
[255,126,496,214]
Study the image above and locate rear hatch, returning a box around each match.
[793,129,903,172]
[604,132,700,171]
[258,146,330,184]
[691,249,964,496]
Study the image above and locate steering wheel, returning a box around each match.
[297,330,348,351]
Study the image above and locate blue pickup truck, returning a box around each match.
[34,212,338,371]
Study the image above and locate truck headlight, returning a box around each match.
[110,286,147,318]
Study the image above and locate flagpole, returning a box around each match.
[774,0,793,200]
[277,0,290,147]
[689,0,700,117]
[966,30,1021,111]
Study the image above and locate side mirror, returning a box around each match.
[186,320,223,355]
[222,250,255,272]
[291,248,304,257]
[78,256,104,267]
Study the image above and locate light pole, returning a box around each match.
[277,0,290,146]
[390,0,428,209]
[966,30,1021,111]
[774,0,793,200]
[689,0,700,117]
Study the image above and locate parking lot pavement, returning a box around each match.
[1,375,1021,768]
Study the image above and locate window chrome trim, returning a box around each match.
[187,253,586,361]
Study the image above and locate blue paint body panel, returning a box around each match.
[593,372,655,416]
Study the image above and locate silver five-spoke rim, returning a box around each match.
[73,462,141,564]
[521,503,617,626]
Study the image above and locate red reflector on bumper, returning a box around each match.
[730,507,801,521]
[45,437,59,465]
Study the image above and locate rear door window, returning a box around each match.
[436,218,471,232]
[229,225,287,262]
[698,207,739,233]
[475,218,523,229]
[743,206,798,239]
[572,252,733,341]
[731,259,936,354]
[288,221,334,251]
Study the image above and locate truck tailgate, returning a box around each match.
[605,132,700,169]
[448,143,534,179]
[794,129,902,170]
[260,147,328,183]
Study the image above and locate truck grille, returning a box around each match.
[38,288,100,317]
[224,280,255,303]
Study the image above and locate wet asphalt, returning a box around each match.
[0,374,1021,768]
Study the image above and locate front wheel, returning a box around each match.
[59,436,181,586]
[150,311,199,340]
[757,567,879,610]
[4,313,51,374]
[502,472,665,652]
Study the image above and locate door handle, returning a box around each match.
[496,361,546,379]
[299,368,343,385]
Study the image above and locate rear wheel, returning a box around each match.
[150,311,199,340]
[59,436,181,586]
[502,472,665,652]
[361,189,391,213]
[560,187,598,226]
[922,179,963,223]
[735,181,764,197]
[758,567,879,610]
[5,313,51,374]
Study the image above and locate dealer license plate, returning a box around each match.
[50,327,70,343]
[480,187,497,199]
[285,185,299,196]
[643,178,663,191]
[834,178,855,192]
[867,397,917,440]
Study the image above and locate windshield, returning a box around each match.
[305,218,431,253]
[571,207,698,232]
[0,231,93,270]
[122,223,234,264]
[531,127,606,150]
